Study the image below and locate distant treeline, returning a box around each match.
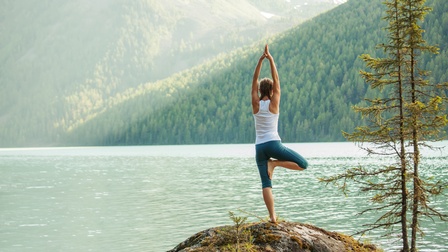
[64,0,448,145]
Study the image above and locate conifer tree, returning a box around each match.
[400,0,448,250]
[321,0,447,251]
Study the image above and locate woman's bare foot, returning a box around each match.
[267,159,275,180]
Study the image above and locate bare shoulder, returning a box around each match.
[269,95,280,114]
[252,99,259,114]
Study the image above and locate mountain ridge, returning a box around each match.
[0,0,343,147]
[63,0,447,146]
[1,0,446,146]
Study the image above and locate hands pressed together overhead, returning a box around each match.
[260,44,273,61]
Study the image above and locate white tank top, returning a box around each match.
[253,100,281,144]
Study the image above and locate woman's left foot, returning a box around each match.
[267,159,275,180]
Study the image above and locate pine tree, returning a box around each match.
[400,0,448,250]
[320,0,447,251]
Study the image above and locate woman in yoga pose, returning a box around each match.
[251,44,308,223]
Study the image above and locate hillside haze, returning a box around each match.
[1,0,446,147]
[63,0,447,146]
[0,0,345,147]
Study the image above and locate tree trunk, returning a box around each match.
[396,0,409,250]
[409,15,419,252]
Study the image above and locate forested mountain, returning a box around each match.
[1,0,446,146]
[62,0,447,146]
[0,0,345,147]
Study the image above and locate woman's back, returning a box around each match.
[253,100,281,145]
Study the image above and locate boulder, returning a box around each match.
[169,221,379,252]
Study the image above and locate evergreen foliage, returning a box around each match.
[0,0,341,147]
[321,0,447,251]
[0,0,446,146]
[65,0,446,146]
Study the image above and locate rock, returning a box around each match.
[168,221,379,252]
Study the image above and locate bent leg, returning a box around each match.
[271,159,303,172]
[266,141,308,179]
[267,158,301,180]
[269,141,308,169]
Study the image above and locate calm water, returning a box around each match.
[1,142,447,252]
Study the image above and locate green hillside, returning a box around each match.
[0,0,342,147]
[63,0,448,145]
[1,0,446,147]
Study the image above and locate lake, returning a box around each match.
[1,142,447,251]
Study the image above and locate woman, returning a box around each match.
[251,44,308,223]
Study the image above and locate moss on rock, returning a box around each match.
[169,221,380,252]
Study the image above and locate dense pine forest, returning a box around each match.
[1,0,446,147]
[66,0,446,146]
[0,0,344,147]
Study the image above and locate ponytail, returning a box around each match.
[259,78,273,100]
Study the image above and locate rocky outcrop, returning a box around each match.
[169,221,379,252]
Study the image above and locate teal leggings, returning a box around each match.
[255,140,308,188]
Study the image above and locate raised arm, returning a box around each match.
[265,45,280,113]
[251,53,265,114]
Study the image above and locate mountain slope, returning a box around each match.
[0,0,344,147]
[63,0,448,145]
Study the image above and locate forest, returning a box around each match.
[62,0,447,146]
[1,0,446,146]
[0,0,342,147]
